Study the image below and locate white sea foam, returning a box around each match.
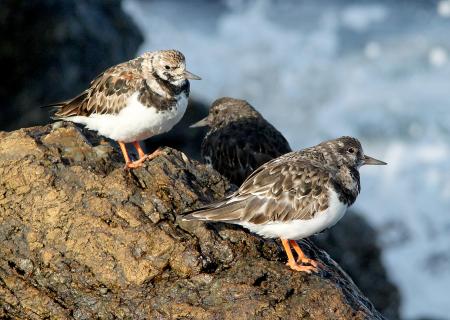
[124,1,450,318]
[438,0,450,17]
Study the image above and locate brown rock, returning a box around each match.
[0,123,385,319]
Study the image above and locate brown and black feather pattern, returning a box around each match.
[184,152,333,224]
[184,137,364,228]
[46,55,186,118]
[48,58,144,118]
[200,98,291,185]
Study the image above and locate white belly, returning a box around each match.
[64,92,188,142]
[239,189,348,240]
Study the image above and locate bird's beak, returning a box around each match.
[363,155,387,165]
[190,116,210,128]
[184,70,201,80]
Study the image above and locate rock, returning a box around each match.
[0,0,143,131]
[0,123,385,319]
[314,213,401,320]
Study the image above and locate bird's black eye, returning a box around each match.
[164,65,170,70]
[348,147,355,154]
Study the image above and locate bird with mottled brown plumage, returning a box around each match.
[190,97,291,185]
[184,136,386,273]
[45,49,201,169]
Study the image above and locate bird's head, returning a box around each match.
[190,97,260,128]
[321,136,386,169]
[151,50,201,85]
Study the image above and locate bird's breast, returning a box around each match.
[80,92,187,142]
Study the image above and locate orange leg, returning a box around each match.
[118,141,147,169]
[118,141,163,170]
[281,239,318,273]
[289,240,320,270]
[121,141,146,169]
[124,142,163,169]
[118,141,131,165]
[132,141,146,159]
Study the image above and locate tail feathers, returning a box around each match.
[53,103,80,118]
[41,91,87,118]
[40,101,67,109]
[183,200,244,222]
[40,101,67,121]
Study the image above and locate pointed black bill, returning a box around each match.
[190,116,210,128]
[184,70,201,80]
[363,155,387,165]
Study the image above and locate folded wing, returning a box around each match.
[184,153,332,224]
[46,61,142,118]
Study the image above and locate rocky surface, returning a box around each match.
[0,123,385,319]
[0,0,143,131]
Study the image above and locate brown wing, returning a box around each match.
[52,61,142,118]
[184,153,332,224]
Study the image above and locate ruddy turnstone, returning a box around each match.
[184,136,386,273]
[190,97,291,185]
[46,49,201,169]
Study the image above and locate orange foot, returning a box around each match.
[290,240,322,269]
[124,156,149,169]
[286,260,319,273]
[281,239,320,273]
[119,141,163,170]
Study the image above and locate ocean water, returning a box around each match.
[123,0,450,318]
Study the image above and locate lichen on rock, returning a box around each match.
[0,123,385,319]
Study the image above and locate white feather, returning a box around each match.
[62,92,188,143]
[239,188,348,239]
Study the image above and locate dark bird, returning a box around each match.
[45,49,201,169]
[184,136,386,273]
[190,97,291,185]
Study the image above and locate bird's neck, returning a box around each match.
[148,72,189,98]
[332,166,360,205]
[212,114,261,131]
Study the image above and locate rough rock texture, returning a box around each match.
[314,213,401,320]
[0,0,143,130]
[0,123,385,319]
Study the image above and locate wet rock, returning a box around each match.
[0,0,143,131]
[0,123,385,319]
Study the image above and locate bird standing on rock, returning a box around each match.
[184,136,386,273]
[190,97,291,185]
[46,49,201,169]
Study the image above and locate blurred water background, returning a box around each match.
[122,0,450,318]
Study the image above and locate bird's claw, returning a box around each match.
[286,261,319,273]
[123,156,148,170]
[296,257,321,269]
